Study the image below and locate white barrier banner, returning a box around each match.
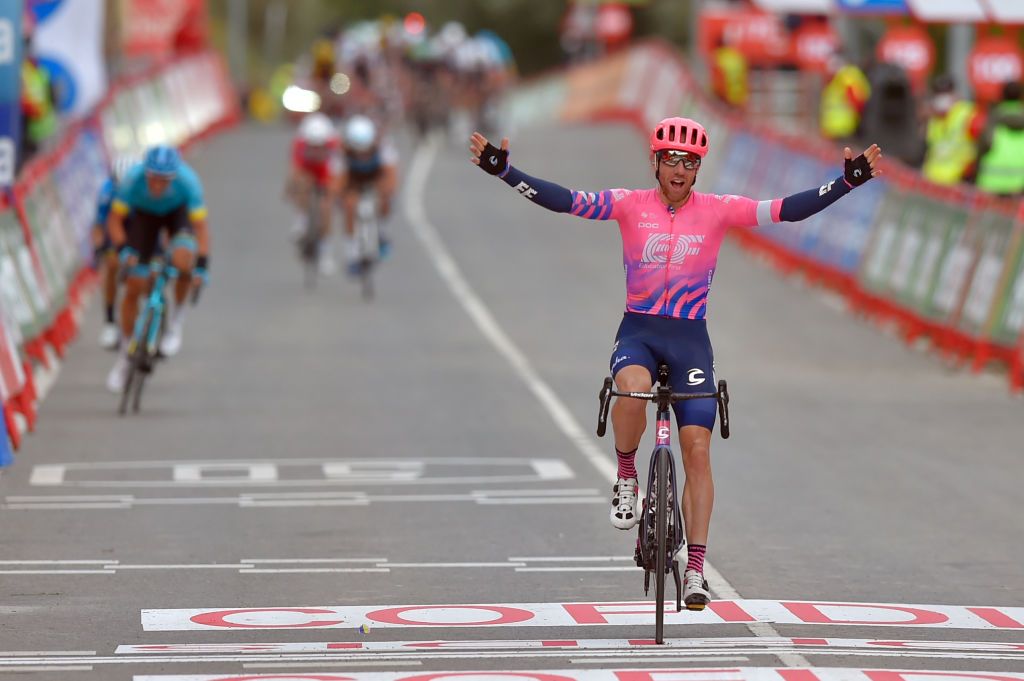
[32,0,107,118]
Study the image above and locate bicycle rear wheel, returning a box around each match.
[654,448,669,644]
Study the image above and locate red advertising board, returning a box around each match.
[698,8,793,67]
[793,22,841,73]
[876,24,935,91]
[968,35,1024,103]
[121,0,208,58]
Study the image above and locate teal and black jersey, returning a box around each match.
[112,162,207,220]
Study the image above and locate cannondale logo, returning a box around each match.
[641,234,704,265]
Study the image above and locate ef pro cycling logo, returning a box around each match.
[641,233,705,266]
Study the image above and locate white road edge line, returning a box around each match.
[405,137,809,668]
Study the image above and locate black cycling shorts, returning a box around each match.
[125,204,191,263]
[610,312,717,430]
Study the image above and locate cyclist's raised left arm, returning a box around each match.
[722,145,883,227]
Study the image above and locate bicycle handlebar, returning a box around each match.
[597,377,731,440]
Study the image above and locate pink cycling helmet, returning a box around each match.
[650,117,709,158]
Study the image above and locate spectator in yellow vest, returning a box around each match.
[976,81,1024,197]
[921,74,984,186]
[820,54,870,141]
[710,36,748,110]
[18,12,57,167]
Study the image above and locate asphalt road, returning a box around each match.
[0,120,1021,680]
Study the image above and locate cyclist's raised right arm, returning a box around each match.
[470,132,620,220]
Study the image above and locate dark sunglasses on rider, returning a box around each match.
[657,150,701,170]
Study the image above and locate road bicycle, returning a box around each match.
[119,261,200,415]
[352,189,382,301]
[597,363,730,643]
[298,184,327,290]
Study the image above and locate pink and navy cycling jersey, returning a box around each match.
[569,188,782,319]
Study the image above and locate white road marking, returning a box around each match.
[28,457,574,488]
[141,598,1024,631]
[116,636,1024,655]
[0,665,91,672]
[3,488,602,510]
[0,560,114,565]
[406,128,808,666]
[243,661,423,669]
[516,567,635,572]
[129,668,1024,681]
[509,556,634,562]
[570,656,751,664]
[243,558,386,564]
[239,568,391,574]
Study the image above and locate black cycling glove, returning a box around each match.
[478,142,509,176]
[844,152,873,187]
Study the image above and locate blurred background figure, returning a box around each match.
[19,9,57,169]
[710,34,748,111]
[975,81,1024,197]
[819,52,870,143]
[858,60,922,166]
[921,74,983,186]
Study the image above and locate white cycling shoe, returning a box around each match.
[609,477,639,530]
[106,354,130,394]
[160,319,184,357]
[99,323,120,350]
[683,569,711,611]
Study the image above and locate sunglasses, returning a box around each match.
[658,150,701,170]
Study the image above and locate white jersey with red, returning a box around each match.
[291,138,341,188]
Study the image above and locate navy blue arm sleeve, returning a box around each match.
[778,176,853,223]
[499,166,573,213]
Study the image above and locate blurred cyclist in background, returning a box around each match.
[338,115,397,276]
[470,119,881,611]
[106,146,210,392]
[93,155,137,350]
[286,113,341,275]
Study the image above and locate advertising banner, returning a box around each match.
[121,0,208,58]
[30,0,107,117]
[0,5,21,186]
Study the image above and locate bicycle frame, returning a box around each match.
[127,263,175,357]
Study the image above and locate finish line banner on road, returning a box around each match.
[142,599,1024,631]
[133,669,1024,681]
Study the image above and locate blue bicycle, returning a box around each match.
[118,261,199,415]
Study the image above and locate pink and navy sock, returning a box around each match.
[686,544,707,573]
[616,447,637,480]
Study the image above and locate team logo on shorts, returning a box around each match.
[686,368,705,385]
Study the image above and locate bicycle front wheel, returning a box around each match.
[654,447,669,644]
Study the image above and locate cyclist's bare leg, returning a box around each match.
[318,190,332,240]
[120,276,148,338]
[342,187,358,239]
[170,246,195,306]
[102,251,119,310]
[611,365,652,453]
[679,424,714,546]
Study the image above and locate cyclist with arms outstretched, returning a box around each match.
[106,145,210,392]
[470,119,882,610]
